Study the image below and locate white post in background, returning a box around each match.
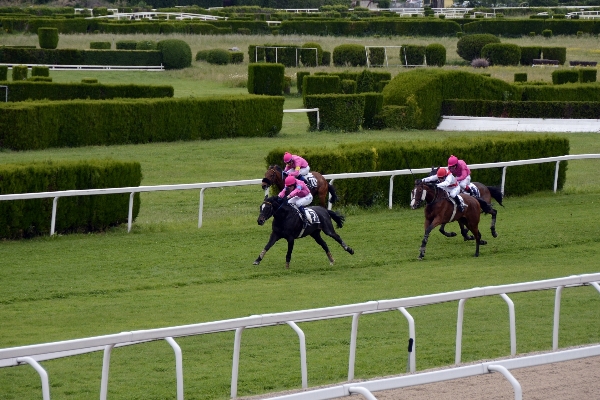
[553,285,564,351]
[501,166,507,195]
[487,365,522,400]
[286,322,308,388]
[128,192,135,232]
[500,294,516,356]
[455,298,466,365]
[50,196,58,235]
[100,344,115,400]
[388,175,394,209]
[553,161,560,193]
[198,187,206,228]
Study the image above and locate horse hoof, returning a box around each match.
[473,253,479,257]
[492,231,498,238]
[449,232,457,237]
[480,240,487,245]
[329,261,334,266]
[464,235,474,241]
[347,247,354,255]
[253,261,260,265]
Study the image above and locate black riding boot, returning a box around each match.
[297,175,307,184]
[298,205,308,225]
[454,195,466,212]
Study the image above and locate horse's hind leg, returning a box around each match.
[458,220,474,241]
[311,231,335,265]
[284,238,295,269]
[321,224,354,255]
[490,207,498,238]
[439,223,457,237]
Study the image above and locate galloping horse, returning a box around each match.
[428,167,503,240]
[411,179,489,259]
[254,196,354,269]
[262,165,338,208]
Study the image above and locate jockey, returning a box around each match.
[422,167,468,212]
[279,175,314,222]
[447,155,472,193]
[283,152,310,185]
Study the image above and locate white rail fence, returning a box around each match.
[1,274,599,400]
[0,154,596,236]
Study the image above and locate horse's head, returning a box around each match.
[257,196,281,225]
[261,165,282,191]
[410,179,426,210]
[428,166,439,177]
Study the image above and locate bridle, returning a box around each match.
[262,167,283,189]
[414,182,440,207]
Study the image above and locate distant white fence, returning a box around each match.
[1,273,599,400]
[0,154,598,236]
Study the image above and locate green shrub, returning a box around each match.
[12,65,28,81]
[304,94,365,132]
[514,73,527,83]
[283,75,291,94]
[341,79,357,94]
[90,41,111,49]
[425,43,446,67]
[579,68,597,83]
[529,31,536,37]
[362,92,384,130]
[577,30,584,37]
[552,70,579,85]
[367,47,386,67]
[521,84,600,101]
[136,40,157,50]
[82,78,98,83]
[296,71,310,94]
[157,39,192,70]
[302,75,340,102]
[542,29,553,38]
[116,40,137,50]
[0,96,284,150]
[0,160,142,239]
[442,99,600,119]
[322,51,331,66]
[480,43,521,66]
[27,76,52,82]
[195,50,210,61]
[31,66,49,77]
[248,45,266,63]
[247,63,285,96]
[333,44,367,67]
[206,49,230,65]
[456,33,500,62]
[542,47,567,65]
[520,46,542,66]
[264,44,298,67]
[0,65,7,81]
[237,27,251,35]
[37,27,58,49]
[401,44,426,66]
[300,42,323,67]
[356,69,375,93]
[230,51,244,64]
[0,47,161,67]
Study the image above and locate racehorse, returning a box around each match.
[411,179,489,259]
[262,165,338,208]
[428,167,503,240]
[254,196,354,269]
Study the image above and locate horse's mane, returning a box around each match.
[269,164,283,173]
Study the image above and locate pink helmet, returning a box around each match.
[448,155,458,167]
[284,175,296,186]
[283,152,293,163]
[436,167,448,179]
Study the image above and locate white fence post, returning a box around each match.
[165,337,184,400]
[348,312,361,381]
[455,298,466,365]
[287,322,308,388]
[398,307,416,373]
[554,161,560,193]
[100,344,115,400]
[128,192,135,232]
[17,357,50,400]
[50,196,58,235]
[553,285,564,351]
[487,365,522,400]
[500,294,516,356]
[231,327,245,399]
[198,187,206,228]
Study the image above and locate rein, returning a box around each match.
[421,183,441,206]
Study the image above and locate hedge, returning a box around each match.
[2,81,174,102]
[304,94,365,132]
[0,160,141,239]
[277,19,461,36]
[552,70,579,85]
[248,63,285,96]
[520,46,541,66]
[463,19,600,37]
[0,65,7,81]
[37,27,59,49]
[265,134,569,206]
[520,84,600,101]
[480,43,521,66]
[0,95,284,150]
[442,99,600,119]
[0,48,162,66]
[302,75,340,101]
[425,43,446,67]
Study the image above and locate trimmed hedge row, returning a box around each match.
[265,134,569,207]
[521,84,600,101]
[1,81,174,102]
[442,99,600,119]
[304,94,366,132]
[248,63,285,96]
[0,160,141,239]
[463,19,600,37]
[0,47,162,66]
[278,19,462,36]
[0,95,284,150]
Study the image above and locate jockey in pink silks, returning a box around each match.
[447,155,472,193]
[422,167,468,212]
[283,152,310,184]
[279,175,313,222]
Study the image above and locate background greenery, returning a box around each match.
[0,32,599,400]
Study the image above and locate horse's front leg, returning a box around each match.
[458,220,475,241]
[253,232,280,265]
[419,221,438,260]
[285,237,295,269]
[439,223,457,237]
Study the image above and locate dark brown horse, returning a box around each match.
[262,165,338,208]
[411,179,490,259]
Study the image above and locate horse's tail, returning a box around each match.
[327,210,345,229]
[487,186,504,207]
[328,183,338,204]
[475,197,494,214]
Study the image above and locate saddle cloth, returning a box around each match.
[466,183,480,197]
[293,206,320,225]
[305,173,318,190]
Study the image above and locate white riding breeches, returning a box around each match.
[288,194,313,207]
[298,166,310,176]
[446,186,461,198]
[458,175,471,190]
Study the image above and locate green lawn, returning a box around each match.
[0,34,599,399]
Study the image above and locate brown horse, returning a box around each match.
[411,179,489,260]
[261,165,338,208]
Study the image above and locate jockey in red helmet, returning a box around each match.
[422,167,468,212]
[279,175,313,223]
[447,155,472,194]
[283,152,310,185]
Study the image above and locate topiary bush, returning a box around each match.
[82,78,98,83]
[368,47,386,67]
[514,73,527,83]
[542,29,553,38]
[425,43,446,67]
[552,70,579,85]
[196,50,210,61]
[480,43,521,66]
[38,27,59,50]
[230,51,244,64]
[0,66,7,81]
[541,47,567,65]
[333,44,367,67]
[248,63,285,96]
[579,68,597,83]
[520,46,542,66]
[90,41,111,49]
[456,33,500,62]
[401,45,426,66]
[356,69,375,93]
[206,49,230,65]
[322,51,331,66]
[157,39,192,70]
[31,66,49,77]
[12,65,28,81]
[136,40,157,50]
[341,79,357,94]
[116,40,137,50]
[296,71,310,94]
[300,42,323,67]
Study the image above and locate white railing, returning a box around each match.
[283,108,320,129]
[0,154,598,236]
[1,273,599,400]
[0,63,164,71]
[88,11,227,21]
